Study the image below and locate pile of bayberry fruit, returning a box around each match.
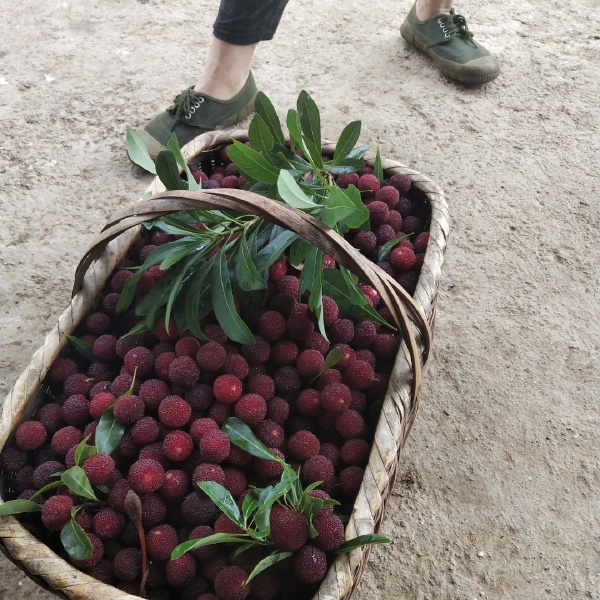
[0,140,429,600]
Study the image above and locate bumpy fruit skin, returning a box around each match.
[93,507,125,541]
[357,173,381,198]
[295,349,325,379]
[158,395,192,428]
[389,172,411,195]
[253,447,285,480]
[113,547,142,582]
[41,494,73,531]
[339,465,365,497]
[113,394,145,425]
[270,508,310,551]
[288,430,320,462]
[51,426,83,456]
[320,382,351,413]
[60,394,91,427]
[293,544,327,584]
[14,420,47,451]
[213,374,243,404]
[198,430,231,463]
[165,554,197,588]
[214,565,251,600]
[147,523,179,561]
[48,357,78,385]
[196,341,227,371]
[234,393,267,427]
[163,430,194,462]
[254,420,284,448]
[128,458,165,494]
[124,346,155,378]
[390,245,417,271]
[160,469,190,502]
[312,510,345,551]
[257,310,287,341]
[375,185,400,208]
[300,455,335,489]
[82,453,115,484]
[340,438,370,466]
[169,355,200,388]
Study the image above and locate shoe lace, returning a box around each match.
[168,87,205,121]
[438,9,478,47]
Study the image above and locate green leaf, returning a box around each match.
[66,336,95,362]
[377,234,410,261]
[277,170,319,210]
[232,541,262,559]
[61,466,98,501]
[95,409,126,455]
[297,90,322,155]
[374,143,384,184]
[326,157,366,175]
[165,251,206,328]
[29,479,64,500]
[241,489,260,525]
[222,418,284,463]
[324,346,342,369]
[254,91,285,144]
[333,534,392,554]
[332,120,362,166]
[248,113,275,155]
[134,266,183,318]
[171,533,248,561]
[155,150,188,190]
[319,186,358,229]
[289,237,311,268]
[126,128,157,175]
[212,247,255,345]
[322,268,394,330]
[183,263,213,339]
[286,109,309,159]
[161,240,208,270]
[197,481,243,527]
[254,229,297,272]
[60,518,93,561]
[302,137,325,171]
[73,435,93,466]
[234,232,267,292]
[227,140,280,185]
[245,551,294,584]
[339,185,370,229]
[0,499,42,516]
[348,145,369,159]
[300,245,325,336]
[166,134,201,191]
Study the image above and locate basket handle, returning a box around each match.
[73,188,431,404]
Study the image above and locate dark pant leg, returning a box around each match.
[213,0,290,45]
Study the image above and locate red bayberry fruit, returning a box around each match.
[213,374,243,404]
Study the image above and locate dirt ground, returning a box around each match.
[0,0,598,598]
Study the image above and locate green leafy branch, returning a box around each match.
[125,90,395,344]
[171,417,391,585]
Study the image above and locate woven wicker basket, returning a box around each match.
[0,129,449,600]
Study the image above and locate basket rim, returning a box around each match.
[0,128,449,600]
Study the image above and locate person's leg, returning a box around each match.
[139,0,288,159]
[197,0,289,99]
[401,0,500,84]
[415,0,454,20]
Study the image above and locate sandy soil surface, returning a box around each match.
[0,0,598,599]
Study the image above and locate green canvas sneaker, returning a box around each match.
[139,71,258,159]
[400,4,500,84]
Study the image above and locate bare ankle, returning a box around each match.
[415,0,453,20]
